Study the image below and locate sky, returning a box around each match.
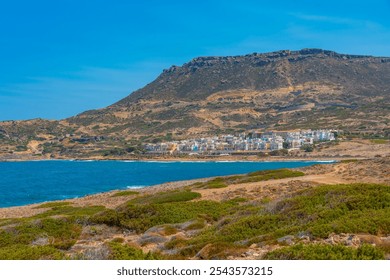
[0,0,389,121]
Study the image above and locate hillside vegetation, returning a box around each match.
[1,166,389,260]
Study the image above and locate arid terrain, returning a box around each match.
[0,156,389,260]
[0,49,389,260]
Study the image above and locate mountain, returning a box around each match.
[1,48,389,158]
[68,48,390,136]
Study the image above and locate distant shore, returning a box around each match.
[0,154,355,163]
[2,138,388,163]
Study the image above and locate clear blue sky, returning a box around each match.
[1,0,389,121]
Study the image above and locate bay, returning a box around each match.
[0,160,332,208]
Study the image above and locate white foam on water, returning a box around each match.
[126,185,147,189]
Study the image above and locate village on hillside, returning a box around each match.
[144,129,336,155]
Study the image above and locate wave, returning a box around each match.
[126,185,147,189]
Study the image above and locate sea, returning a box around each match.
[0,160,334,208]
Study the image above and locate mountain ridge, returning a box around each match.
[112,48,390,105]
[69,48,389,134]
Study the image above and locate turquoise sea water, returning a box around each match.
[0,160,333,208]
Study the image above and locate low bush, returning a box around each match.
[34,205,106,219]
[169,183,390,258]
[92,199,239,234]
[193,169,305,189]
[108,241,163,260]
[203,178,228,189]
[35,202,72,209]
[0,245,64,260]
[111,190,139,197]
[0,217,82,251]
[130,190,201,204]
[264,244,384,260]
[90,209,121,227]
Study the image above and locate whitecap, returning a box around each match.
[126,185,147,189]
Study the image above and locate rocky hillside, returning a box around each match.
[69,48,390,137]
[1,49,389,158]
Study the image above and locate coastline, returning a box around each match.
[0,159,338,216]
[0,159,340,211]
[0,176,217,218]
[1,155,388,218]
[2,138,387,163]
[0,156,389,261]
[0,155,348,163]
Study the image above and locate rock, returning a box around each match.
[296,231,312,240]
[345,235,360,247]
[277,235,295,245]
[171,232,186,240]
[82,245,111,260]
[138,233,167,245]
[325,233,340,244]
[145,225,166,235]
[196,244,214,260]
[31,236,50,246]
[249,243,258,249]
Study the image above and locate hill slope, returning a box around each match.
[0,48,389,158]
[68,48,390,137]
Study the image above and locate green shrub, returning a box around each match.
[130,190,201,204]
[370,139,388,144]
[203,178,227,189]
[163,225,178,235]
[264,244,385,260]
[90,209,121,227]
[232,169,304,184]
[0,245,64,260]
[193,169,304,189]
[93,199,239,234]
[172,183,390,258]
[279,183,390,238]
[35,202,72,209]
[301,145,314,152]
[269,149,289,156]
[111,190,139,197]
[35,205,106,219]
[0,217,82,254]
[340,159,359,163]
[184,219,206,230]
[108,241,163,260]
